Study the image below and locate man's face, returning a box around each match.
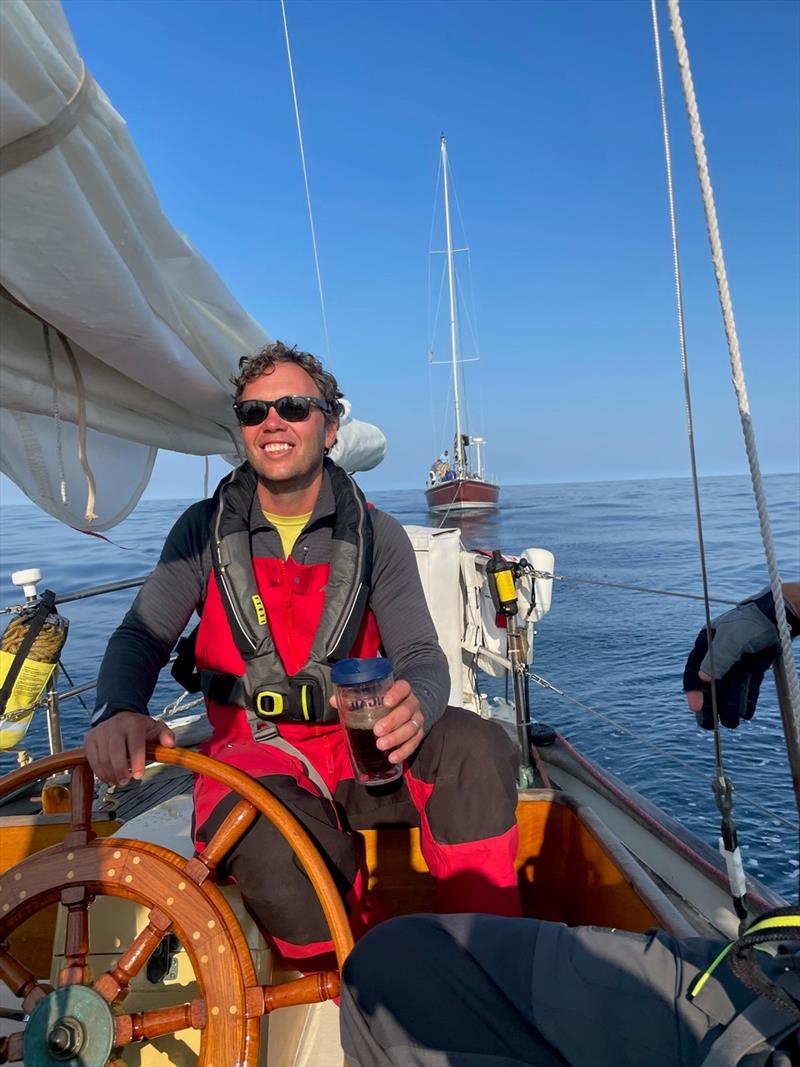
[238,362,337,492]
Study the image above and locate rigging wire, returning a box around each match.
[429,263,449,358]
[428,261,449,443]
[280,0,332,364]
[426,154,444,351]
[427,158,451,454]
[655,0,800,914]
[650,0,723,770]
[442,151,484,474]
[446,158,478,443]
[651,0,750,919]
[449,161,482,360]
[667,0,800,731]
[56,659,90,716]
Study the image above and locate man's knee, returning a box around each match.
[344,915,454,997]
[414,708,519,839]
[197,775,358,944]
[421,706,519,775]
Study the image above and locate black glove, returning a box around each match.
[683,589,800,730]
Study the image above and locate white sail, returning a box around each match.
[0,0,385,531]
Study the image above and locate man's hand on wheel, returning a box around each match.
[85,712,175,786]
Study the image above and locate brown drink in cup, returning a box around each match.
[331,658,402,785]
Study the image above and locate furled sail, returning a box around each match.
[0,0,385,531]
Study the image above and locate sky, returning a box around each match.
[3,0,799,501]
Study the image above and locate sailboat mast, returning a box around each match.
[441,135,465,478]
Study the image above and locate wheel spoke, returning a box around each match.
[185,799,257,886]
[93,907,171,1004]
[58,885,93,986]
[0,943,49,1012]
[65,763,95,848]
[114,999,206,1046]
[248,972,340,1017]
[0,1030,24,1063]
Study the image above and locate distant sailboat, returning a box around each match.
[425,136,499,513]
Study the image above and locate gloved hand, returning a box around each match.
[683,588,800,730]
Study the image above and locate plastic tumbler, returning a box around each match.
[331,658,402,785]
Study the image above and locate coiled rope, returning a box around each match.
[0,615,66,662]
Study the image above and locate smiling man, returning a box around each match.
[85,341,521,964]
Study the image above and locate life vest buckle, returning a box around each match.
[294,679,320,722]
[254,690,285,718]
[253,679,326,722]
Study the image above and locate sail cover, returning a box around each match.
[0,0,385,530]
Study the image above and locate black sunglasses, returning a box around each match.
[233,395,332,426]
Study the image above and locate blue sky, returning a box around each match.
[5,0,799,499]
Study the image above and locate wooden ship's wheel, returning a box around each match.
[0,746,354,1066]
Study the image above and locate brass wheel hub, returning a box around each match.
[23,985,114,1067]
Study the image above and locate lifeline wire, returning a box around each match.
[538,570,738,606]
[527,671,797,832]
[280,0,332,365]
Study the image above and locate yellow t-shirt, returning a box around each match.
[263,511,313,559]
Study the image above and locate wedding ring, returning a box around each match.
[410,716,421,733]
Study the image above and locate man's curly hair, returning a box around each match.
[231,341,343,422]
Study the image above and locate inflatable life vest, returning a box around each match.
[181,460,375,725]
[691,907,800,1067]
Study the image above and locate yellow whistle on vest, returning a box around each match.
[251,595,267,626]
[251,597,267,627]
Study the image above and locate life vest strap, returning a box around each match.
[199,667,336,725]
[250,721,334,802]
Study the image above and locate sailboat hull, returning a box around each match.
[425,477,499,512]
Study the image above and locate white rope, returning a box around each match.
[667,0,800,729]
[280,0,332,365]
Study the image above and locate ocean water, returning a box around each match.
[0,472,798,899]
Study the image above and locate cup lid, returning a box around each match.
[331,657,393,685]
